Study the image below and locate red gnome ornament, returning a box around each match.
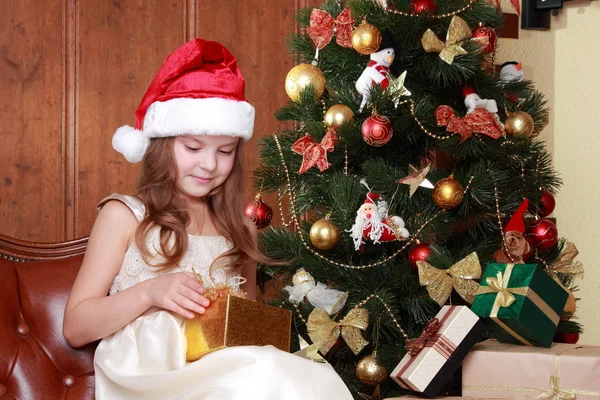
[494,199,531,264]
[349,180,410,251]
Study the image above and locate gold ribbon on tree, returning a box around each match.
[417,252,482,306]
[546,241,584,279]
[307,307,369,355]
[421,16,472,64]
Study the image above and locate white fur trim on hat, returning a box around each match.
[112,125,151,163]
[143,97,255,140]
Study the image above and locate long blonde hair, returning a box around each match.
[133,136,268,272]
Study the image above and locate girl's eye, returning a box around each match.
[219,150,234,155]
[185,145,200,152]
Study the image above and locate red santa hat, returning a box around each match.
[462,86,477,98]
[112,38,255,163]
[505,199,529,233]
[364,192,381,205]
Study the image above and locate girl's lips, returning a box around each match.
[192,176,212,184]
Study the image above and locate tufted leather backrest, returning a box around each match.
[0,236,96,399]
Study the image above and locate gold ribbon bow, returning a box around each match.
[476,264,529,317]
[421,16,472,64]
[307,307,369,355]
[405,318,441,356]
[547,241,584,278]
[417,252,482,306]
[536,375,577,400]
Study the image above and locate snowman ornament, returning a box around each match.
[462,86,498,115]
[499,61,524,84]
[355,44,395,111]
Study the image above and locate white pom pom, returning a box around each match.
[390,216,405,228]
[112,125,150,163]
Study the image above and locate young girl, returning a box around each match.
[63,39,353,400]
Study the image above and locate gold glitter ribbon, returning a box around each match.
[464,346,600,398]
[547,241,584,278]
[417,252,482,306]
[421,16,471,64]
[307,307,369,355]
[192,267,247,300]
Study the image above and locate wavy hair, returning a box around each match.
[134,137,270,275]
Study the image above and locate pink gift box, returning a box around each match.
[391,306,484,398]
[462,340,600,399]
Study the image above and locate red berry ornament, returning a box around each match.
[408,243,431,272]
[408,0,438,15]
[553,332,580,344]
[527,218,558,250]
[539,190,556,217]
[244,194,273,229]
[362,114,393,147]
[471,24,497,54]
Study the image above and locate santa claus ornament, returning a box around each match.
[355,34,395,112]
[494,199,531,264]
[348,180,410,251]
[463,86,498,115]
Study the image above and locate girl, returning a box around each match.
[63,39,353,400]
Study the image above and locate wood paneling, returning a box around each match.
[0,0,319,241]
[0,0,64,241]
[75,0,185,238]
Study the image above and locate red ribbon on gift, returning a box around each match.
[291,129,338,174]
[435,105,503,142]
[307,7,355,50]
[397,306,458,392]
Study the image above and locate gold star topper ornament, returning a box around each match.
[421,16,472,64]
[386,71,411,108]
[397,164,433,197]
[359,385,382,400]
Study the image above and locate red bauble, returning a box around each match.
[553,332,580,344]
[408,0,438,15]
[244,194,273,229]
[471,24,497,54]
[408,243,431,272]
[527,218,558,250]
[361,114,393,147]
[539,190,556,217]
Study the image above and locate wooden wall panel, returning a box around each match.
[75,1,186,238]
[0,0,64,241]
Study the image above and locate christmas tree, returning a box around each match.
[249,0,584,397]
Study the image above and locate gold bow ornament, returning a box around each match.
[294,335,326,363]
[307,307,370,355]
[417,252,482,306]
[546,241,584,279]
[421,16,472,64]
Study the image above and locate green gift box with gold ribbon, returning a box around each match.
[471,263,568,348]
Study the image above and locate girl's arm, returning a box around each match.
[241,218,258,301]
[63,200,209,348]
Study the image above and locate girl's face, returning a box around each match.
[172,135,240,200]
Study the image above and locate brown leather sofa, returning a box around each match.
[0,234,96,399]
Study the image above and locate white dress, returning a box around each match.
[94,194,353,400]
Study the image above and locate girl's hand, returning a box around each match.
[142,272,210,319]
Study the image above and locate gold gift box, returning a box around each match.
[184,295,292,361]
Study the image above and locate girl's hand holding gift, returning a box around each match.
[142,272,210,319]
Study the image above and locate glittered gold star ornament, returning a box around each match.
[387,71,411,108]
[359,385,382,400]
[421,16,472,64]
[397,164,433,197]
[294,335,326,363]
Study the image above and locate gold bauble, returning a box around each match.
[505,111,535,138]
[356,352,388,386]
[561,290,577,320]
[309,218,341,250]
[324,104,354,129]
[433,175,464,210]
[285,63,326,102]
[352,21,382,55]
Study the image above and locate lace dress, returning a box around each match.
[93,194,353,400]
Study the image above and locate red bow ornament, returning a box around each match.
[405,318,442,356]
[435,105,503,142]
[307,7,355,50]
[291,129,338,174]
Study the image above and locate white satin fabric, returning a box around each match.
[94,194,353,400]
